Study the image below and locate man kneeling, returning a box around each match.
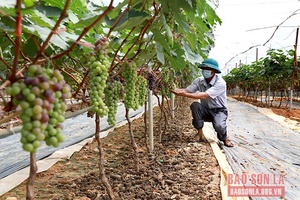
[171,58,234,147]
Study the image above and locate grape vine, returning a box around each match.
[0,1,221,199]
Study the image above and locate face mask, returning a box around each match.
[202,69,213,79]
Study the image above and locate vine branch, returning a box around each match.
[10,0,22,83]
[33,0,71,64]
[52,1,114,61]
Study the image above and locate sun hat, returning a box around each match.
[199,58,221,73]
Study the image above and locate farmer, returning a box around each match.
[171,58,234,147]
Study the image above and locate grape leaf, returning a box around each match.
[155,43,165,64]
[152,28,170,54]
[183,42,203,64]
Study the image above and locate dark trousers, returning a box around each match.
[190,101,228,141]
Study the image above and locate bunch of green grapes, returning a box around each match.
[104,80,124,126]
[165,12,175,30]
[116,80,125,100]
[5,65,71,152]
[135,75,147,107]
[44,69,71,147]
[71,72,82,91]
[160,66,176,98]
[189,23,198,34]
[88,37,110,117]
[122,61,138,110]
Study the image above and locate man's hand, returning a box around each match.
[171,88,187,96]
[171,88,208,100]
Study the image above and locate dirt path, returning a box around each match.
[1,97,222,200]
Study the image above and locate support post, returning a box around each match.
[148,66,154,152]
[290,28,299,111]
[148,89,154,151]
[171,93,175,119]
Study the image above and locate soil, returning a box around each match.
[1,97,222,200]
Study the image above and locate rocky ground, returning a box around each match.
[1,97,222,200]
